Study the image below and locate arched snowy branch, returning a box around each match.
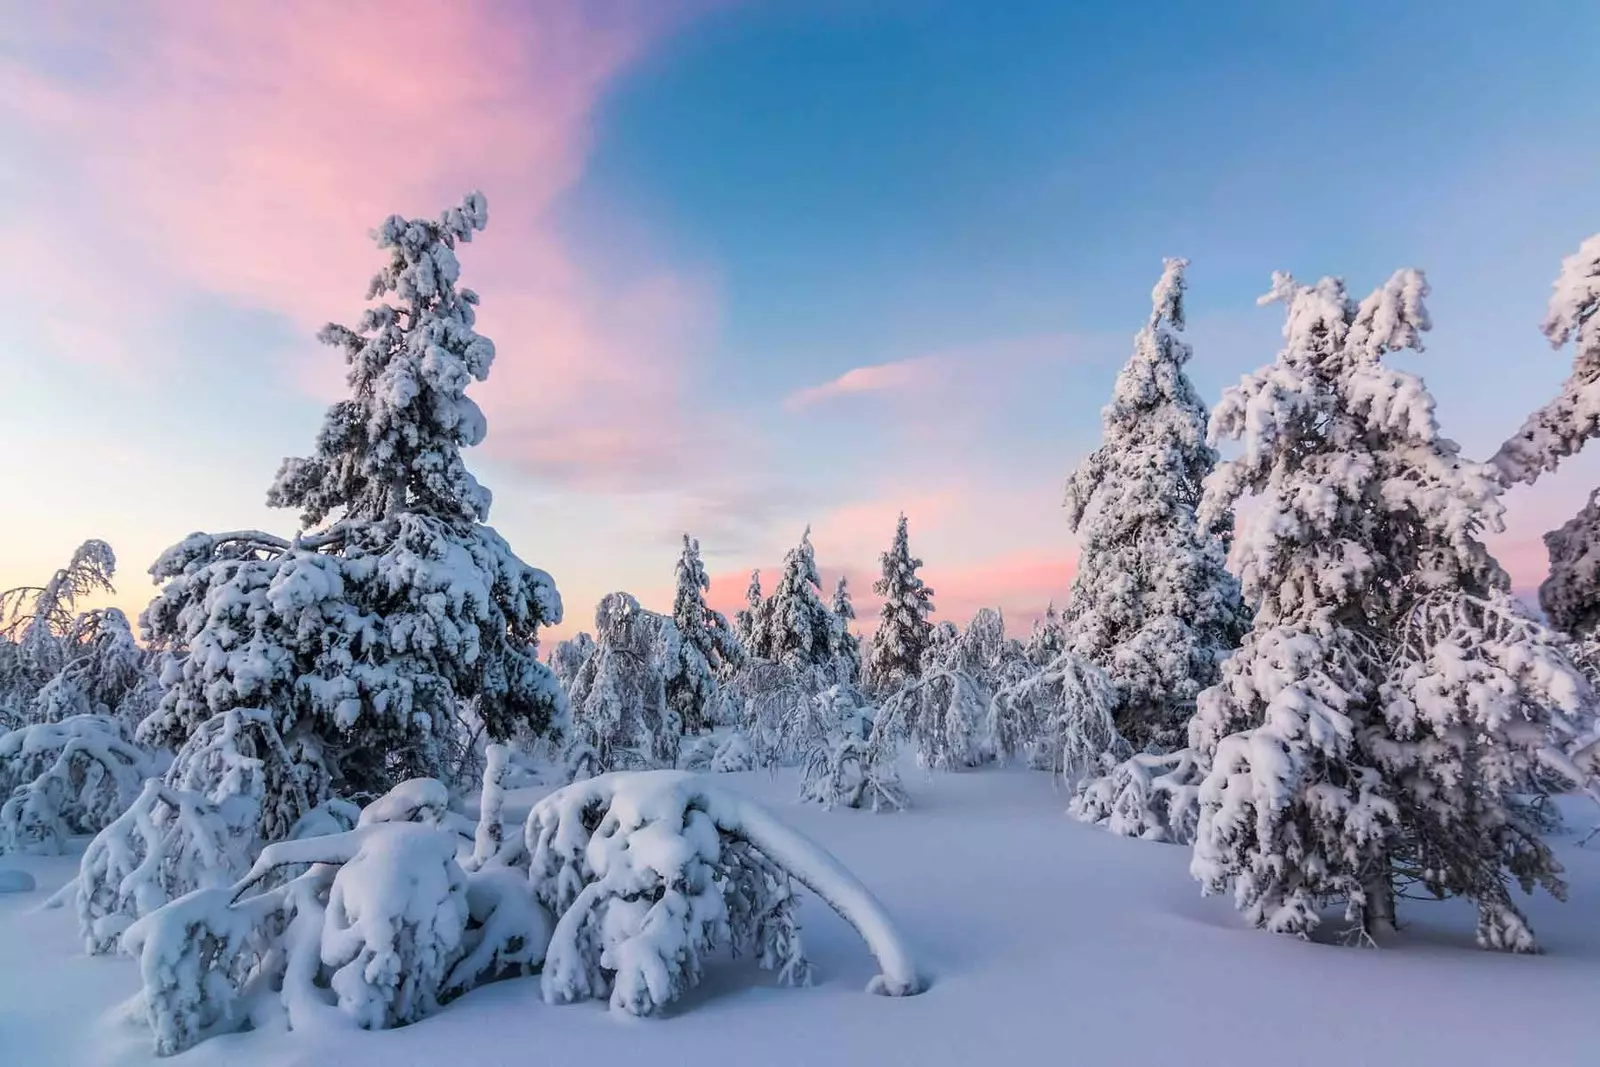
[525,771,925,1013]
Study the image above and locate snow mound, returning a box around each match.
[0,868,35,893]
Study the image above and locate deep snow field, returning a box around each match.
[5,766,1600,1067]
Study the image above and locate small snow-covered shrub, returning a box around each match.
[75,707,331,951]
[791,685,906,812]
[680,731,758,774]
[527,770,925,1016]
[77,779,255,955]
[882,608,1032,771]
[0,714,157,853]
[709,731,757,773]
[1069,748,1203,843]
[990,650,1123,778]
[124,766,551,1056]
[714,658,838,765]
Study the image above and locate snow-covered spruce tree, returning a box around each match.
[1190,268,1594,950]
[138,194,563,832]
[866,514,935,696]
[1492,233,1600,485]
[765,528,841,672]
[669,535,743,734]
[1024,602,1066,667]
[0,540,118,727]
[563,593,683,778]
[1491,233,1600,640]
[829,575,863,685]
[1061,259,1246,750]
[734,569,769,658]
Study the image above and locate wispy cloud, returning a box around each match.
[781,334,1088,415]
[782,357,939,411]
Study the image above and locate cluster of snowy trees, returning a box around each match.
[1066,245,1600,953]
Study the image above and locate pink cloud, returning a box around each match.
[782,334,1086,416]
[1,0,726,491]
[782,357,940,411]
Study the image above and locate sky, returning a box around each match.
[2,0,1599,643]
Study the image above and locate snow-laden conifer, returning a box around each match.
[669,535,742,734]
[1492,233,1600,485]
[829,575,862,685]
[1024,602,1066,667]
[0,714,157,853]
[878,608,1031,770]
[866,514,935,695]
[734,569,768,657]
[789,682,905,811]
[765,528,839,671]
[138,194,564,833]
[1492,234,1600,640]
[1061,259,1246,749]
[1190,268,1594,950]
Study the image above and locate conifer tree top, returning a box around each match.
[1493,232,1600,485]
[269,192,498,530]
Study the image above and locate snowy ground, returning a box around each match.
[5,767,1600,1066]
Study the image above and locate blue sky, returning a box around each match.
[2,0,1598,635]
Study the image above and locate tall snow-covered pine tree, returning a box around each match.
[764,528,837,671]
[867,514,936,695]
[140,193,564,825]
[668,535,741,733]
[1061,258,1246,749]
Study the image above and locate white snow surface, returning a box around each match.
[5,769,1600,1065]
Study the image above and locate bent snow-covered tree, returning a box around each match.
[1190,268,1594,951]
[0,540,118,727]
[563,592,684,778]
[866,514,936,696]
[33,607,160,730]
[1492,234,1600,642]
[139,193,564,833]
[529,771,925,1015]
[1062,259,1245,750]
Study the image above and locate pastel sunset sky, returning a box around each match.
[4,0,1599,642]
